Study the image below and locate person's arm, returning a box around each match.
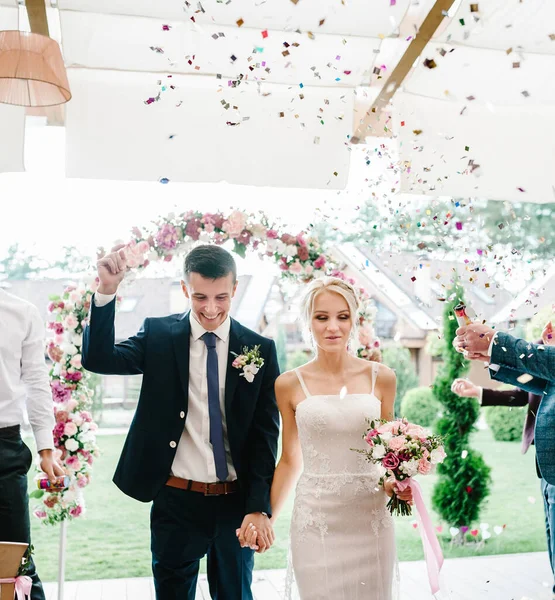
[22,304,56,452]
[269,373,303,523]
[480,386,529,408]
[491,332,555,384]
[378,365,396,421]
[81,297,147,375]
[22,305,65,482]
[490,364,548,397]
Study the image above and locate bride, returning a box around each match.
[247,276,412,599]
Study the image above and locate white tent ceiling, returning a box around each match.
[1,0,554,201]
[0,0,25,174]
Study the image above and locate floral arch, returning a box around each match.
[34,208,380,524]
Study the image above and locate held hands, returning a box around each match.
[384,478,413,504]
[453,323,495,362]
[236,513,275,553]
[451,378,481,399]
[542,321,554,346]
[38,449,65,484]
[97,244,128,295]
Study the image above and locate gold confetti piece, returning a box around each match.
[513,62,520,68]
[236,18,244,27]
[413,129,423,135]
[423,58,437,69]
[279,111,284,117]
[307,31,315,40]
[549,34,555,41]
[282,50,290,57]
[470,3,479,12]
[319,18,326,26]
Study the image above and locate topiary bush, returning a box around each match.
[431,282,492,534]
[381,344,419,417]
[484,405,526,442]
[400,386,441,428]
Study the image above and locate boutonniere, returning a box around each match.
[231,345,264,383]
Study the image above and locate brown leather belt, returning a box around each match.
[166,476,238,496]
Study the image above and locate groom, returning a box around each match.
[82,244,280,599]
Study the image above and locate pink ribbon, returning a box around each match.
[397,478,444,595]
[0,575,32,600]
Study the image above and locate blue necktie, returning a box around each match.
[201,332,229,482]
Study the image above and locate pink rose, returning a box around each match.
[64,422,78,437]
[296,233,307,247]
[377,421,401,435]
[314,255,326,270]
[44,496,59,508]
[388,435,407,452]
[55,410,69,424]
[70,354,82,369]
[289,261,303,275]
[51,381,72,403]
[80,411,92,422]
[418,457,433,475]
[67,398,78,411]
[77,474,89,488]
[358,326,372,348]
[70,505,83,518]
[34,510,47,519]
[406,424,426,438]
[53,422,66,438]
[48,343,64,363]
[382,452,400,470]
[297,246,309,261]
[304,264,314,277]
[267,229,279,239]
[365,429,378,445]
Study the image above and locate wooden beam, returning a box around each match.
[351,0,456,144]
[26,0,49,37]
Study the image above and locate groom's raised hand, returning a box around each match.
[236,513,275,553]
[97,244,128,295]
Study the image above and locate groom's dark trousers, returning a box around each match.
[151,485,254,599]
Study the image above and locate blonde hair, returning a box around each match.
[300,276,361,348]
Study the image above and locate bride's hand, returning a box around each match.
[384,478,413,504]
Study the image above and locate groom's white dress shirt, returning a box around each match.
[0,289,55,451]
[95,292,237,483]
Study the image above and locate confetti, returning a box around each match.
[470,3,479,12]
[261,29,268,38]
[159,177,170,184]
[162,25,171,31]
[319,18,326,26]
[236,18,244,27]
[423,58,437,69]
[461,450,468,459]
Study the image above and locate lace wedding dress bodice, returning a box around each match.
[286,364,398,600]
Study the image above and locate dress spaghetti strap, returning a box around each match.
[295,369,311,399]
[371,361,378,396]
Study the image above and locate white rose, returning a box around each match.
[276,240,286,254]
[61,343,78,356]
[147,251,159,262]
[251,224,267,240]
[65,438,79,452]
[372,445,386,459]
[243,370,255,383]
[72,415,84,427]
[53,363,62,376]
[286,244,298,257]
[266,239,277,253]
[379,432,393,443]
[63,489,77,503]
[81,422,90,433]
[71,333,83,347]
[400,459,419,477]
[78,431,94,444]
[69,291,82,304]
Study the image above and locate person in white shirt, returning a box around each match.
[81,244,280,600]
[0,288,63,600]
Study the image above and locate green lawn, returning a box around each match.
[28,427,546,582]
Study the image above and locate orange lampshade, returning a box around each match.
[0,30,71,107]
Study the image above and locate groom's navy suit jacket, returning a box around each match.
[489,332,555,485]
[82,297,280,516]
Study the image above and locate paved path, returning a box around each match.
[43,551,553,599]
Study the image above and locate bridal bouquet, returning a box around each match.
[356,418,446,516]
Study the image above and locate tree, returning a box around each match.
[381,345,418,417]
[50,245,93,275]
[0,243,43,279]
[431,283,491,536]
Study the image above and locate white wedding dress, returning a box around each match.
[286,362,399,600]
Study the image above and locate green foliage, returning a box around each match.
[425,331,445,358]
[0,243,42,279]
[431,282,491,528]
[400,386,441,427]
[526,304,555,341]
[484,406,526,442]
[286,350,312,372]
[381,345,419,416]
[275,326,288,373]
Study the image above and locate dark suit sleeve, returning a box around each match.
[491,332,555,385]
[481,387,529,408]
[81,295,147,375]
[245,340,280,517]
[490,365,548,397]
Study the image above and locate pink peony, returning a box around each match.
[64,422,78,437]
[406,424,426,438]
[53,422,66,439]
[65,371,82,382]
[80,411,92,422]
[388,435,407,452]
[66,455,81,471]
[382,452,400,470]
[156,223,179,251]
[267,229,279,239]
[314,255,326,270]
[51,381,72,403]
[77,474,89,488]
[70,505,83,518]
[377,421,401,435]
[185,218,202,241]
[222,210,247,238]
[418,457,433,475]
